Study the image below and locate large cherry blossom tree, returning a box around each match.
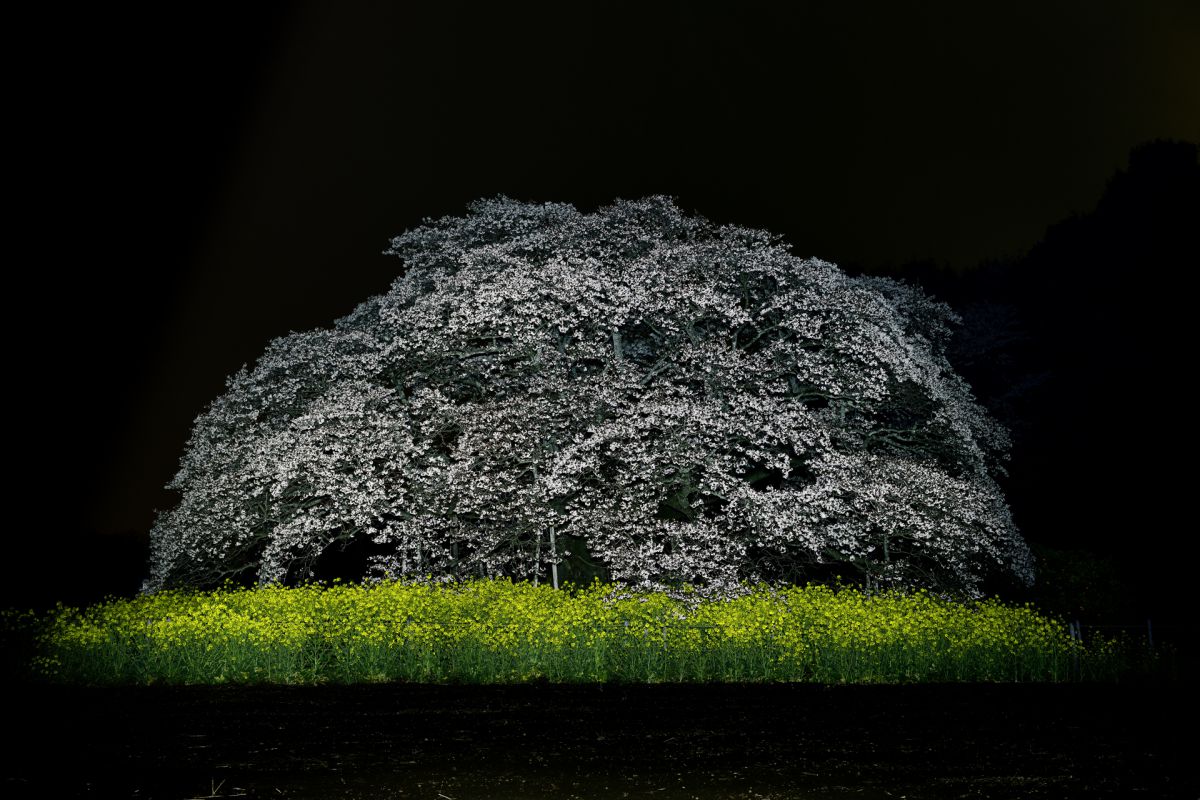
[145,196,1034,598]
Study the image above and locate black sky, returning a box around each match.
[11,1,1198,609]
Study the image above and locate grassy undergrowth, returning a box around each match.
[22,578,1142,685]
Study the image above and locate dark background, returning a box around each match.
[9,2,1198,628]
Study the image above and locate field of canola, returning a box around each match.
[31,578,1128,685]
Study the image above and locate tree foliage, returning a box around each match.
[146,196,1033,598]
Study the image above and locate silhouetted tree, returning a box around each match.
[883,140,1198,620]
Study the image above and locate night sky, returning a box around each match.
[11,2,1198,618]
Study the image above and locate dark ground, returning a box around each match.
[2,682,1194,799]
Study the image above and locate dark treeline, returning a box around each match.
[863,139,1199,627]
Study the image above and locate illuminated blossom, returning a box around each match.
[146,196,1033,598]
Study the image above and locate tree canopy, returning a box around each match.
[146,196,1033,598]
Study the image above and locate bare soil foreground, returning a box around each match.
[3,682,1194,799]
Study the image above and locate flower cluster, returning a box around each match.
[38,579,1087,684]
[147,195,1033,597]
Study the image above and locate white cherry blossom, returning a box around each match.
[145,196,1033,598]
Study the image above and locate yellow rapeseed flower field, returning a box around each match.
[29,578,1127,685]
